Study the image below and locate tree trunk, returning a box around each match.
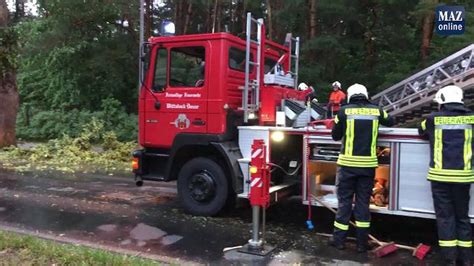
[309,0,317,39]
[364,5,378,70]
[266,0,273,40]
[183,1,192,34]
[14,0,24,21]
[211,0,218,33]
[206,0,212,32]
[0,0,20,147]
[144,0,152,38]
[421,11,435,62]
[216,0,222,32]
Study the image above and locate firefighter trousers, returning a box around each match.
[431,181,472,261]
[333,166,375,247]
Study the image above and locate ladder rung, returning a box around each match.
[249,62,260,66]
[250,40,260,45]
[291,55,298,58]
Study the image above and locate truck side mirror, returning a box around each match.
[141,43,151,74]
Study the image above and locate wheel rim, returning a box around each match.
[188,170,216,202]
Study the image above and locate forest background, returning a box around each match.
[2,0,474,142]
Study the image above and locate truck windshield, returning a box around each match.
[153,48,168,92]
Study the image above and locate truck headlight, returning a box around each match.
[271,131,285,142]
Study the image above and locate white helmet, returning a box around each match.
[434,85,463,104]
[347,83,368,101]
[298,82,309,91]
[332,81,341,89]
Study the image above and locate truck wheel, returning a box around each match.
[177,157,229,216]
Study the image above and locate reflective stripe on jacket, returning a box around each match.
[332,99,394,168]
[419,104,474,183]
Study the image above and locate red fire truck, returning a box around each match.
[132,14,313,216]
[132,13,474,222]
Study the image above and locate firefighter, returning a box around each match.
[327,81,346,118]
[418,85,473,265]
[330,83,394,252]
[299,82,318,103]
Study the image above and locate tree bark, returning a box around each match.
[364,4,378,70]
[309,0,317,39]
[216,0,222,32]
[14,0,24,21]
[183,1,192,34]
[211,0,218,33]
[0,0,20,147]
[144,0,152,38]
[0,0,7,26]
[206,0,212,32]
[421,11,435,62]
[266,0,273,40]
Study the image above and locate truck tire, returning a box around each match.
[177,157,229,216]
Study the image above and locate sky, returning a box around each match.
[6,0,165,16]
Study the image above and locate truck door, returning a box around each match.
[143,43,209,148]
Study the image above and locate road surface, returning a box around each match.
[0,168,452,265]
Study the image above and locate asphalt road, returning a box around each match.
[0,168,455,265]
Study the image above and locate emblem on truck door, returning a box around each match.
[171,114,190,129]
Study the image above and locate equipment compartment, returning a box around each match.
[305,139,392,210]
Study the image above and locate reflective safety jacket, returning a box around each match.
[332,99,394,168]
[418,104,474,183]
[328,90,346,112]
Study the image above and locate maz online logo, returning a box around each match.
[435,6,465,35]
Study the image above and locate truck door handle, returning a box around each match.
[192,119,206,126]
[154,101,161,110]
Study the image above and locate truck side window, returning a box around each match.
[264,58,278,74]
[170,46,205,87]
[229,47,253,72]
[153,48,168,92]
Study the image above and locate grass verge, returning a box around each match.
[0,230,159,265]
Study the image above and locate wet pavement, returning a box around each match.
[0,168,457,265]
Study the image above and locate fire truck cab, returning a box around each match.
[133,15,311,216]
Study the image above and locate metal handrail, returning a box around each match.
[243,12,263,123]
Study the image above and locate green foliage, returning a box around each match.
[0,27,18,74]
[8,0,474,144]
[0,230,159,265]
[16,0,138,112]
[16,98,137,141]
[2,119,137,173]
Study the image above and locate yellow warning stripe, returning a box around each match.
[458,240,473,247]
[434,128,443,169]
[371,120,379,157]
[355,221,370,228]
[334,221,349,231]
[439,240,457,247]
[465,128,472,170]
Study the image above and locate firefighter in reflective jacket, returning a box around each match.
[330,83,394,252]
[418,85,474,265]
[327,81,346,118]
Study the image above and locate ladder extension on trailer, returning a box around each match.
[372,44,474,126]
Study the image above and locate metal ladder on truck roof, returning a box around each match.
[372,44,474,126]
[242,12,263,123]
[285,33,300,89]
